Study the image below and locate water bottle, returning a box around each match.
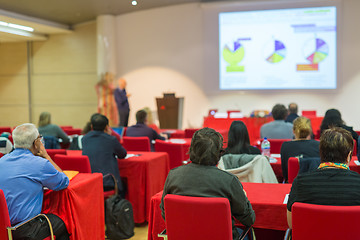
[261,137,271,158]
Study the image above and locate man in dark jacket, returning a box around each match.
[82,114,127,195]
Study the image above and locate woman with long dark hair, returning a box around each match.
[320,109,358,141]
[224,121,260,155]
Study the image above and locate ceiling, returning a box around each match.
[0,0,232,42]
[0,0,232,25]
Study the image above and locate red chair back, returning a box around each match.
[301,110,317,118]
[292,202,360,240]
[184,129,199,139]
[63,128,82,136]
[46,149,66,160]
[0,189,11,240]
[53,154,91,173]
[60,126,73,130]
[164,194,232,240]
[268,139,291,154]
[155,140,185,169]
[122,136,151,152]
[0,127,12,135]
[288,157,300,183]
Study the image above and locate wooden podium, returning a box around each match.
[156,93,184,129]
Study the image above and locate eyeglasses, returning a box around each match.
[34,135,45,146]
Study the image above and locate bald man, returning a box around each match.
[114,78,130,127]
[285,103,299,123]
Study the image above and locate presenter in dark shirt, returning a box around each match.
[281,117,320,182]
[224,120,261,155]
[287,127,360,229]
[126,110,166,151]
[114,78,130,127]
[82,114,127,195]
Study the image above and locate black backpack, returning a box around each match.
[104,175,134,239]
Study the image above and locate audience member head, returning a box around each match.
[12,123,40,149]
[143,107,154,125]
[38,112,51,127]
[226,121,251,154]
[320,127,353,164]
[82,121,92,134]
[288,103,298,114]
[90,113,109,131]
[271,104,288,120]
[293,117,312,140]
[320,109,344,133]
[189,128,223,166]
[136,110,147,124]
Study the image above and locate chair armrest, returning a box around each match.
[284,228,292,240]
[239,226,253,240]
[8,214,55,240]
[158,229,167,240]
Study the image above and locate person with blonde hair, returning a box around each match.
[38,112,69,147]
[280,117,320,182]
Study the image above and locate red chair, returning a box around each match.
[289,202,360,240]
[288,157,300,184]
[53,154,91,173]
[267,139,291,154]
[155,140,185,170]
[0,127,12,135]
[184,129,199,138]
[161,194,252,240]
[46,149,66,160]
[63,128,82,136]
[301,110,317,118]
[122,136,151,152]
[59,126,73,130]
[0,189,53,240]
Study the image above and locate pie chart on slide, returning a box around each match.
[223,40,245,65]
[265,40,286,63]
[304,38,329,64]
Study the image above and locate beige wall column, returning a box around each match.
[97,15,117,78]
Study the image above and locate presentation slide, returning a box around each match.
[219,6,337,90]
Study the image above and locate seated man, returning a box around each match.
[287,127,360,228]
[126,110,166,151]
[0,123,69,240]
[285,102,299,123]
[82,113,127,196]
[260,104,294,139]
[160,128,255,240]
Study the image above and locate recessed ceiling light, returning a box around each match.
[132,1,137,6]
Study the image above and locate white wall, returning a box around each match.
[115,0,360,129]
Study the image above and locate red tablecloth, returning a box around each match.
[148,182,291,240]
[203,116,324,143]
[118,151,170,223]
[42,173,104,240]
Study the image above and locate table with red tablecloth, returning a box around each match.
[148,182,291,240]
[159,129,185,138]
[203,116,323,143]
[118,151,170,223]
[42,173,104,240]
